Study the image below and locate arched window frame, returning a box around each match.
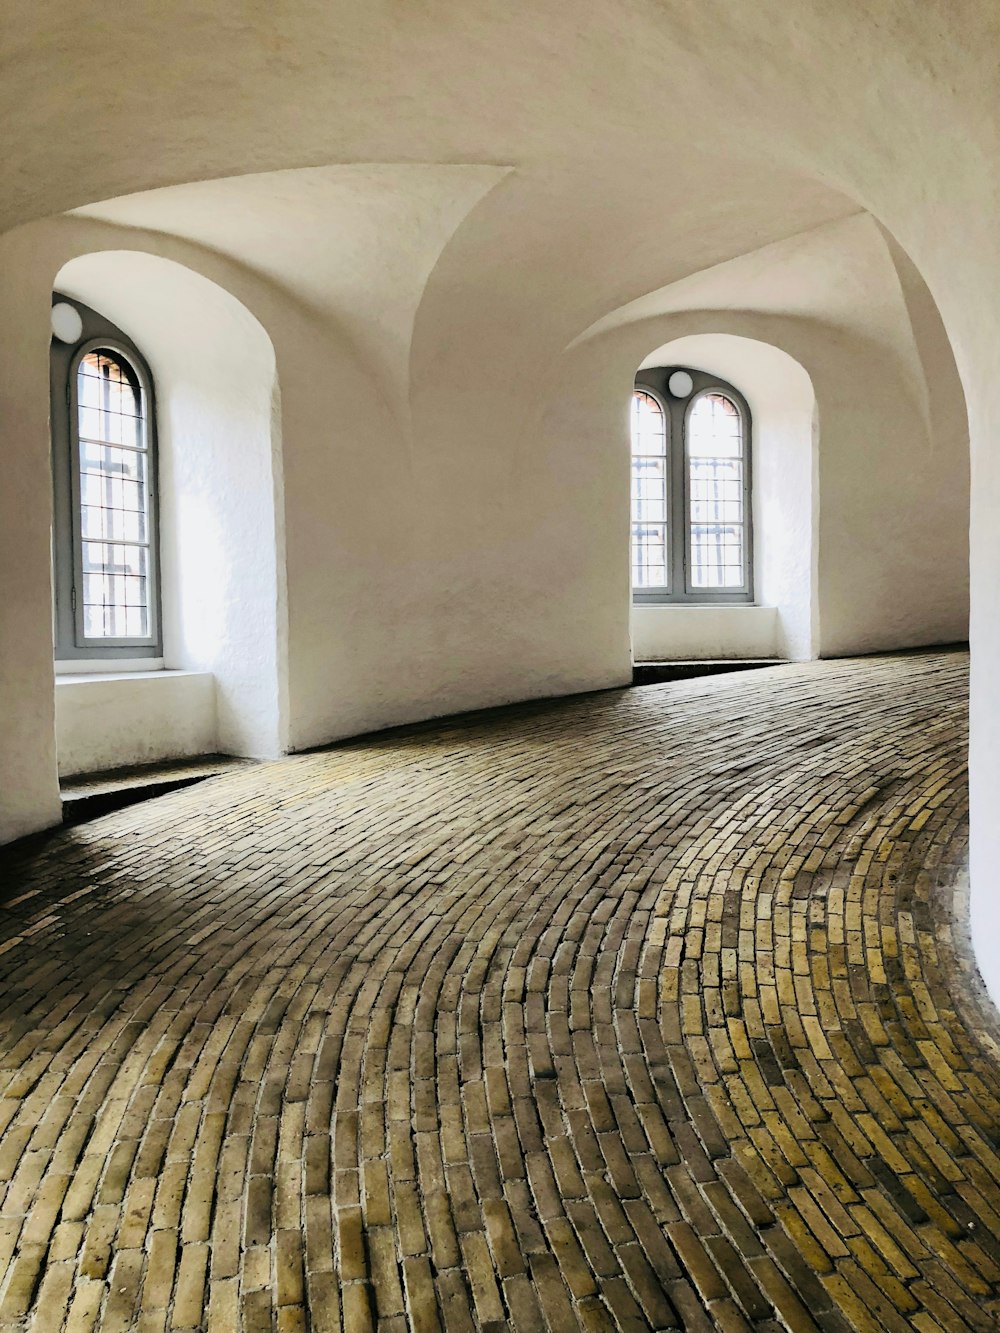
[51,294,162,661]
[629,386,671,595]
[632,365,753,604]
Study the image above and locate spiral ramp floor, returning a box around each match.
[0,649,997,1332]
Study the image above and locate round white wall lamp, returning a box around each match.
[668,370,694,398]
[51,302,83,344]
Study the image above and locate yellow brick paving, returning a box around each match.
[0,650,997,1331]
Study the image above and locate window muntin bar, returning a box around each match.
[630,389,669,590]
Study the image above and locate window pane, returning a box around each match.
[80,442,144,484]
[632,523,667,587]
[631,391,669,589]
[688,392,742,457]
[632,496,666,523]
[688,393,746,589]
[81,542,150,638]
[631,390,667,456]
[76,350,151,639]
[690,524,745,588]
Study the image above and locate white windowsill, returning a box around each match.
[631,603,771,610]
[55,670,217,778]
[55,668,205,686]
[55,657,165,675]
[631,602,780,661]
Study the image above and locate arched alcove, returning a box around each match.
[54,250,287,764]
[566,215,970,671]
[632,334,817,663]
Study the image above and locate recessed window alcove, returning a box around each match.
[51,250,288,777]
[630,334,817,664]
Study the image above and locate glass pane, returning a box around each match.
[631,390,667,457]
[76,348,150,639]
[81,542,150,638]
[631,523,668,588]
[81,504,144,543]
[688,392,742,458]
[688,393,745,589]
[689,524,745,588]
[80,442,144,484]
[632,455,667,482]
[631,391,669,589]
[632,496,666,523]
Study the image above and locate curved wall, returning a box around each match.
[0,198,970,819]
[0,0,994,1000]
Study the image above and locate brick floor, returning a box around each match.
[0,649,997,1331]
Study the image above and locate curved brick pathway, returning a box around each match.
[0,651,998,1332]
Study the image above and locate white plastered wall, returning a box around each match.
[55,671,216,776]
[0,197,968,826]
[631,607,781,662]
[0,258,62,840]
[0,0,993,1001]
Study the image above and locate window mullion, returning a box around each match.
[671,398,687,598]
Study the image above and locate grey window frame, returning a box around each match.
[51,294,162,661]
[632,365,753,605]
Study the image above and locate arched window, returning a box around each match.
[51,295,161,660]
[630,366,752,602]
[630,390,669,590]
